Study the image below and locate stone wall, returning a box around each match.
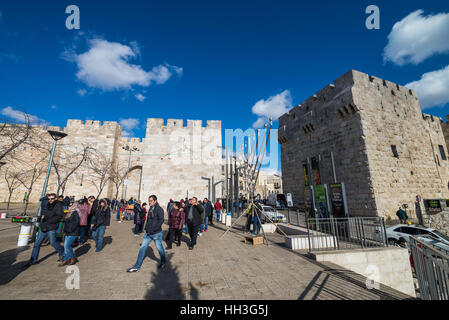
[279,69,449,219]
[0,117,223,209]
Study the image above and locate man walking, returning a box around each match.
[185,197,204,250]
[127,195,166,272]
[203,198,213,229]
[26,193,65,266]
[214,199,222,223]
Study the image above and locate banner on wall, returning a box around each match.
[329,183,346,218]
[314,184,329,218]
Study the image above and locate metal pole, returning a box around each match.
[212,176,215,203]
[225,147,229,213]
[331,151,337,183]
[124,149,131,201]
[138,166,143,201]
[230,161,234,215]
[31,139,57,242]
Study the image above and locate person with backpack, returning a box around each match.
[184,197,204,250]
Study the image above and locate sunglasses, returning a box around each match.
[49,198,56,201]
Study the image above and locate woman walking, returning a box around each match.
[167,202,185,249]
[78,198,91,244]
[91,199,111,252]
[59,202,81,266]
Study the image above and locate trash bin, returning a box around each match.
[18,223,32,247]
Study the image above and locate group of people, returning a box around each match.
[26,194,111,268]
[25,192,229,273]
[126,197,223,272]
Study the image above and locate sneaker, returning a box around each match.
[176,243,181,247]
[95,249,102,253]
[199,233,202,236]
[57,255,64,262]
[118,221,122,223]
[127,267,139,273]
[158,263,166,270]
[134,234,139,237]
[166,246,172,250]
[188,246,193,250]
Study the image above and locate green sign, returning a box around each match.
[314,185,329,218]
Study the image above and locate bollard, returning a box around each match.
[17,223,32,247]
[221,212,226,224]
[1,213,7,219]
[226,212,232,227]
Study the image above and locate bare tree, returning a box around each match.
[16,156,46,215]
[88,150,114,199]
[51,144,93,195]
[109,163,128,201]
[0,113,33,162]
[4,167,22,210]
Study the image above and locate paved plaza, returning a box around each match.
[0,212,414,300]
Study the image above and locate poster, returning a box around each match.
[314,184,328,218]
[303,163,309,187]
[329,183,346,218]
[311,157,321,185]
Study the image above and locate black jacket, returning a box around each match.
[63,210,80,236]
[40,201,64,232]
[144,203,165,235]
[204,201,213,216]
[40,196,49,216]
[185,204,204,227]
[91,206,110,230]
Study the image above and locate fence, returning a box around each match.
[409,236,449,300]
[278,209,307,227]
[306,217,388,252]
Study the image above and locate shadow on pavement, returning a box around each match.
[75,243,91,257]
[0,246,29,285]
[143,252,189,300]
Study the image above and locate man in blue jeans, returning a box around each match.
[26,193,64,266]
[127,195,166,272]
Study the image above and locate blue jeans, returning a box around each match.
[216,210,221,222]
[92,225,106,252]
[64,235,78,260]
[30,229,64,263]
[79,226,87,243]
[116,208,120,221]
[204,216,209,230]
[184,223,189,233]
[133,231,166,269]
[252,216,261,235]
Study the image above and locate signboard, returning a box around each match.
[314,184,329,218]
[424,199,443,215]
[286,193,293,207]
[329,183,346,218]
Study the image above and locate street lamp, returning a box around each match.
[123,145,139,201]
[31,129,67,242]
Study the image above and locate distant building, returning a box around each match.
[278,70,449,221]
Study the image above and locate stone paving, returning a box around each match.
[0,214,414,300]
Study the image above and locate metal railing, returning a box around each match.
[306,217,388,252]
[409,236,449,300]
[278,209,307,227]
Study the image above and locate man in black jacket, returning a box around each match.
[27,193,65,266]
[185,197,204,250]
[127,195,166,272]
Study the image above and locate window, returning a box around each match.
[439,145,447,161]
[391,145,399,158]
[400,227,418,235]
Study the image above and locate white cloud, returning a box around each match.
[383,10,449,66]
[135,94,146,102]
[252,90,292,128]
[119,118,140,137]
[77,89,87,96]
[405,65,449,109]
[1,106,48,126]
[64,38,183,91]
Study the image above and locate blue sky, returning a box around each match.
[1,0,449,172]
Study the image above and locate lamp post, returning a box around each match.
[201,176,211,200]
[31,130,67,242]
[123,145,139,201]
